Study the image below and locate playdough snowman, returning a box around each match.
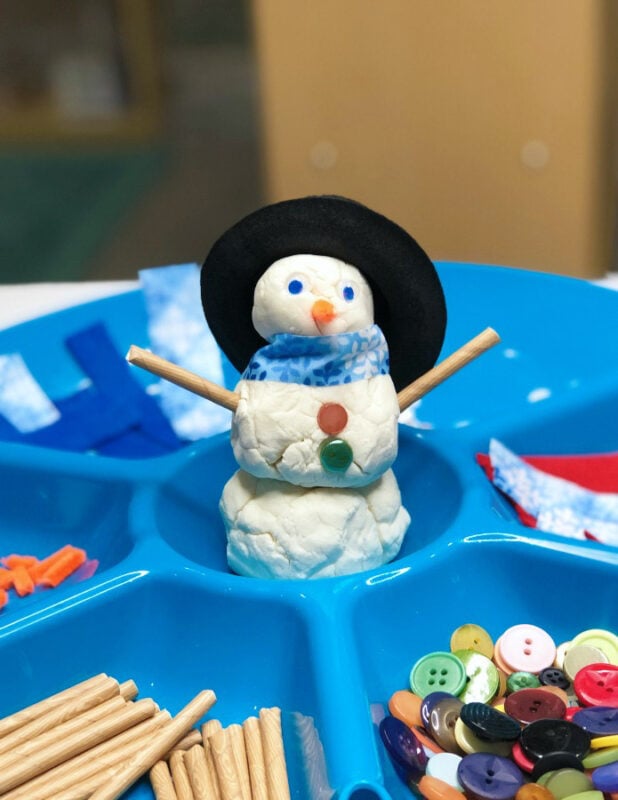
[200,196,447,579]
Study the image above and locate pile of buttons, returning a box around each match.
[379,624,618,799]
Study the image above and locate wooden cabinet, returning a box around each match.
[252,1,617,277]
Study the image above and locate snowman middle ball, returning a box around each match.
[231,255,399,488]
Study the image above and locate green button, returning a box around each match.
[582,744,618,769]
[319,437,353,473]
[538,768,593,798]
[507,671,541,693]
[453,649,500,703]
[409,652,467,698]
[571,628,618,665]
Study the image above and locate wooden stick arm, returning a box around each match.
[126,346,239,412]
[127,327,500,416]
[397,327,500,412]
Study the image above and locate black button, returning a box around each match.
[520,718,591,761]
[530,750,585,782]
[539,667,570,690]
[459,701,521,742]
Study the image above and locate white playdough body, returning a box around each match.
[221,468,410,579]
[231,374,399,487]
[219,254,412,579]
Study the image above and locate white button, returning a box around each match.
[425,751,463,789]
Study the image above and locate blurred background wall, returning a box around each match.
[0,0,616,284]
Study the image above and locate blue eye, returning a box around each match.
[288,279,303,295]
[343,285,355,302]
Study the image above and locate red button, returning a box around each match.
[317,403,348,435]
[573,663,618,707]
[504,688,566,724]
[511,740,534,774]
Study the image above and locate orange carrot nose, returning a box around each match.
[311,299,336,324]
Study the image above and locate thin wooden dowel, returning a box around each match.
[0,698,157,794]
[1,713,170,800]
[0,676,120,756]
[243,716,268,800]
[119,680,139,701]
[210,727,243,800]
[0,674,109,740]
[87,689,217,800]
[127,346,239,411]
[259,708,291,800]
[397,327,500,412]
[0,696,128,773]
[201,720,222,800]
[185,743,218,800]
[227,724,251,800]
[168,729,202,756]
[202,719,223,740]
[169,751,195,800]
[150,760,178,800]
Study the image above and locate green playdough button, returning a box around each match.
[319,437,353,473]
[409,652,467,698]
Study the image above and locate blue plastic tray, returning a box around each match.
[0,263,616,799]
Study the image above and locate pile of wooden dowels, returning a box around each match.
[150,707,291,800]
[0,672,287,800]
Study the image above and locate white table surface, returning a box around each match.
[1,273,616,332]
[0,281,138,331]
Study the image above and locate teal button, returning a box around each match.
[410,652,467,698]
[319,437,353,472]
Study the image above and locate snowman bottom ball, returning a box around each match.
[220,468,411,579]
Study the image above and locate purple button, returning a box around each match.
[457,753,525,799]
[421,691,453,729]
[379,715,428,783]
[592,760,618,792]
[573,706,618,736]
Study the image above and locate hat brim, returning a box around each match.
[201,196,446,392]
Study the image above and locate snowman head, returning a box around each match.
[202,196,446,391]
[252,254,374,340]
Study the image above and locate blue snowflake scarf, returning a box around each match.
[242,324,390,386]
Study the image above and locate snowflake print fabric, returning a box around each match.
[489,438,618,546]
[242,324,390,386]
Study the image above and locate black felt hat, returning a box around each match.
[201,195,446,391]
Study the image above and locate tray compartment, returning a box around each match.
[0,460,135,620]
[349,537,618,800]
[154,428,464,573]
[0,572,326,798]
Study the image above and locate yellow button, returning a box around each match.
[590,733,618,749]
[554,641,571,669]
[450,624,494,659]
[453,717,512,756]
